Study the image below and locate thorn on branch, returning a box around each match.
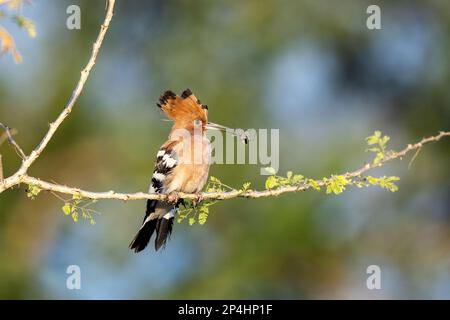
[408,146,422,169]
[0,123,27,161]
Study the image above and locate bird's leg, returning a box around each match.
[192,192,204,207]
[167,191,180,204]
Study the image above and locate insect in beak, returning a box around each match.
[206,122,249,144]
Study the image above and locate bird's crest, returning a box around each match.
[157,89,208,126]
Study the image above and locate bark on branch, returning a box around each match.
[3,131,449,202]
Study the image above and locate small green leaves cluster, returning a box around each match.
[363,175,400,192]
[366,130,391,164]
[322,174,400,194]
[323,175,350,195]
[25,185,98,224]
[263,167,321,192]
[262,167,400,196]
[26,184,41,199]
[263,167,305,190]
[61,194,98,225]
[177,176,252,226]
[262,168,349,195]
[241,181,252,192]
[178,176,223,225]
[177,199,214,226]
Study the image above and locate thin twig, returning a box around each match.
[0,0,115,194]
[0,127,17,146]
[14,0,116,177]
[0,123,26,160]
[7,131,448,202]
[408,146,422,169]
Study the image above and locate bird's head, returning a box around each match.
[157,89,249,143]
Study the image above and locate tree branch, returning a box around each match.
[0,0,115,193]
[4,131,448,202]
[16,0,116,177]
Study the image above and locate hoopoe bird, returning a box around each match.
[129,89,242,252]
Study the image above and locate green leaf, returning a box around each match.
[286,171,293,179]
[309,179,321,191]
[188,217,196,226]
[198,206,209,225]
[365,175,400,192]
[365,130,391,164]
[380,176,400,192]
[292,174,304,184]
[71,211,79,223]
[176,209,189,223]
[183,200,194,209]
[366,176,378,185]
[242,182,251,191]
[373,152,384,164]
[26,184,41,199]
[72,193,82,200]
[379,135,390,148]
[325,175,349,195]
[265,176,278,189]
[366,131,381,145]
[62,204,71,215]
[209,176,221,183]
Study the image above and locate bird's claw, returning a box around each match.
[192,192,204,207]
[167,192,180,204]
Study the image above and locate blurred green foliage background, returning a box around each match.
[0,0,449,299]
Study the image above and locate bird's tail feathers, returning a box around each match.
[155,217,174,251]
[129,200,175,252]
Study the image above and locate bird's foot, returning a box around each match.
[167,192,180,204]
[192,192,204,207]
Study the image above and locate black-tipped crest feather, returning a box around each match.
[181,88,192,99]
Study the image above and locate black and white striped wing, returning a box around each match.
[149,143,178,194]
[129,142,180,252]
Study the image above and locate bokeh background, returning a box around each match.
[0,0,449,299]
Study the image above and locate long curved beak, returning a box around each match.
[206,122,249,144]
[205,122,232,132]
